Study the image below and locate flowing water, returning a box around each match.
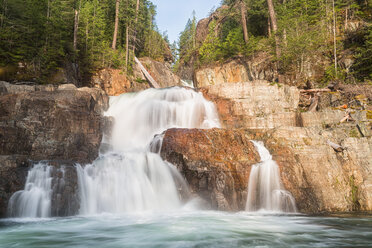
[0,212,371,248]
[76,87,220,215]
[246,141,297,212]
[7,163,54,218]
[3,87,371,247]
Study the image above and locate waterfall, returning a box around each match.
[7,163,54,218]
[77,87,220,215]
[246,141,297,213]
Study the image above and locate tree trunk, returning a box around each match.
[112,0,120,50]
[268,17,271,37]
[126,25,129,70]
[132,0,140,55]
[73,0,81,52]
[267,0,280,58]
[345,6,348,30]
[1,0,7,28]
[332,0,337,77]
[240,0,249,43]
[73,9,79,51]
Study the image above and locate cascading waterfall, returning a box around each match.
[7,163,54,218]
[77,87,220,215]
[246,141,297,212]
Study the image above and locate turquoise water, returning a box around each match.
[0,211,371,248]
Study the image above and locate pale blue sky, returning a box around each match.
[151,0,222,43]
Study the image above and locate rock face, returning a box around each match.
[0,82,109,217]
[198,80,371,213]
[159,80,371,213]
[195,55,276,88]
[134,57,182,88]
[201,81,300,129]
[161,128,260,211]
[91,57,182,96]
[248,127,372,213]
[91,68,149,96]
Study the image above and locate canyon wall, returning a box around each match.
[161,80,372,213]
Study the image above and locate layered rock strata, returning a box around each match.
[0,82,109,217]
[161,80,371,213]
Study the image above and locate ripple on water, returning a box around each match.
[0,211,371,248]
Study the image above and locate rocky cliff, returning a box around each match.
[0,82,109,217]
[91,57,182,96]
[161,80,371,213]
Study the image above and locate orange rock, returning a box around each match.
[161,128,260,211]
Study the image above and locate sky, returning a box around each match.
[151,0,222,44]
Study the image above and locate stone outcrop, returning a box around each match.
[161,128,260,211]
[91,57,182,96]
[161,126,372,213]
[134,57,182,88]
[0,82,109,217]
[195,54,276,88]
[201,81,300,129]
[201,81,370,134]
[91,68,149,96]
[159,80,371,213]
[248,127,372,213]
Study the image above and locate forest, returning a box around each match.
[0,0,171,83]
[177,0,371,84]
[0,0,371,85]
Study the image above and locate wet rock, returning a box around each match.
[48,161,79,217]
[198,81,371,213]
[246,127,372,213]
[0,156,29,217]
[0,84,108,217]
[161,128,260,211]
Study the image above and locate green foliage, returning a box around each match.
[199,21,223,63]
[178,0,371,84]
[0,0,171,83]
[199,20,264,63]
[178,11,197,62]
[352,26,372,81]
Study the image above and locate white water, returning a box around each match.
[7,163,53,218]
[246,141,297,212]
[77,87,220,215]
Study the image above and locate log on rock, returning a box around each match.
[327,140,345,152]
[134,57,160,88]
[300,89,331,93]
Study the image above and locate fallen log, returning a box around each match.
[300,89,331,93]
[327,140,345,152]
[134,57,160,88]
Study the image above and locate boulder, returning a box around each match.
[161,128,260,211]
